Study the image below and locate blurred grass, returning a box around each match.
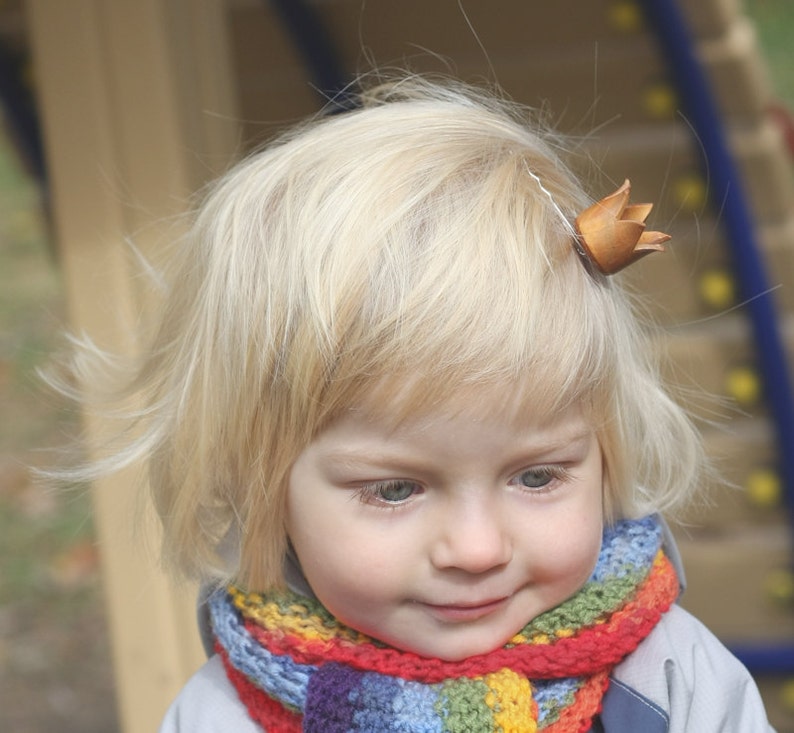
[0,128,116,731]
[0,138,82,593]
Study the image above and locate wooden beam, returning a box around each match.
[25,1,240,730]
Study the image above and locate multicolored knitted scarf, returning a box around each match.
[210,516,679,732]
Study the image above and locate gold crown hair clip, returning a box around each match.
[574,179,670,275]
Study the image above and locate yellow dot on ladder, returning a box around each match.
[673,174,708,212]
[725,366,761,406]
[699,269,735,310]
[643,84,677,119]
[765,569,794,606]
[745,469,781,508]
[608,0,643,32]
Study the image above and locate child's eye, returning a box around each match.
[357,480,422,506]
[513,466,569,492]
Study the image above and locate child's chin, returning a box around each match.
[397,631,515,662]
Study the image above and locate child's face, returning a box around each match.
[286,393,604,661]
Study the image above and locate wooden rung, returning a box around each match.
[579,118,794,224]
[697,16,772,123]
[675,526,794,641]
[678,0,742,40]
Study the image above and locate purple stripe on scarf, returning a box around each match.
[303,662,362,732]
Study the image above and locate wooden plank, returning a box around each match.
[25,1,240,730]
[676,526,794,641]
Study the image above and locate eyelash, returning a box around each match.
[354,465,573,508]
[510,465,572,494]
[354,480,422,508]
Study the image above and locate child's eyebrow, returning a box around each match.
[316,451,427,473]
[528,428,594,456]
[317,426,595,469]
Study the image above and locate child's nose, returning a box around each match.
[429,497,512,573]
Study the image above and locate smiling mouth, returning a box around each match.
[419,597,509,623]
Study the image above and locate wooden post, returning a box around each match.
[25,1,240,730]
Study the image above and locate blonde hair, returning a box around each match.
[66,77,703,589]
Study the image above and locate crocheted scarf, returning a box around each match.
[210,516,679,732]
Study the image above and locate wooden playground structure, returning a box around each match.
[13,0,794,730]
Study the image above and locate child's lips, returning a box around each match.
[417,596,510,622]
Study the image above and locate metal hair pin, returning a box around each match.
[574,179,670,275]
